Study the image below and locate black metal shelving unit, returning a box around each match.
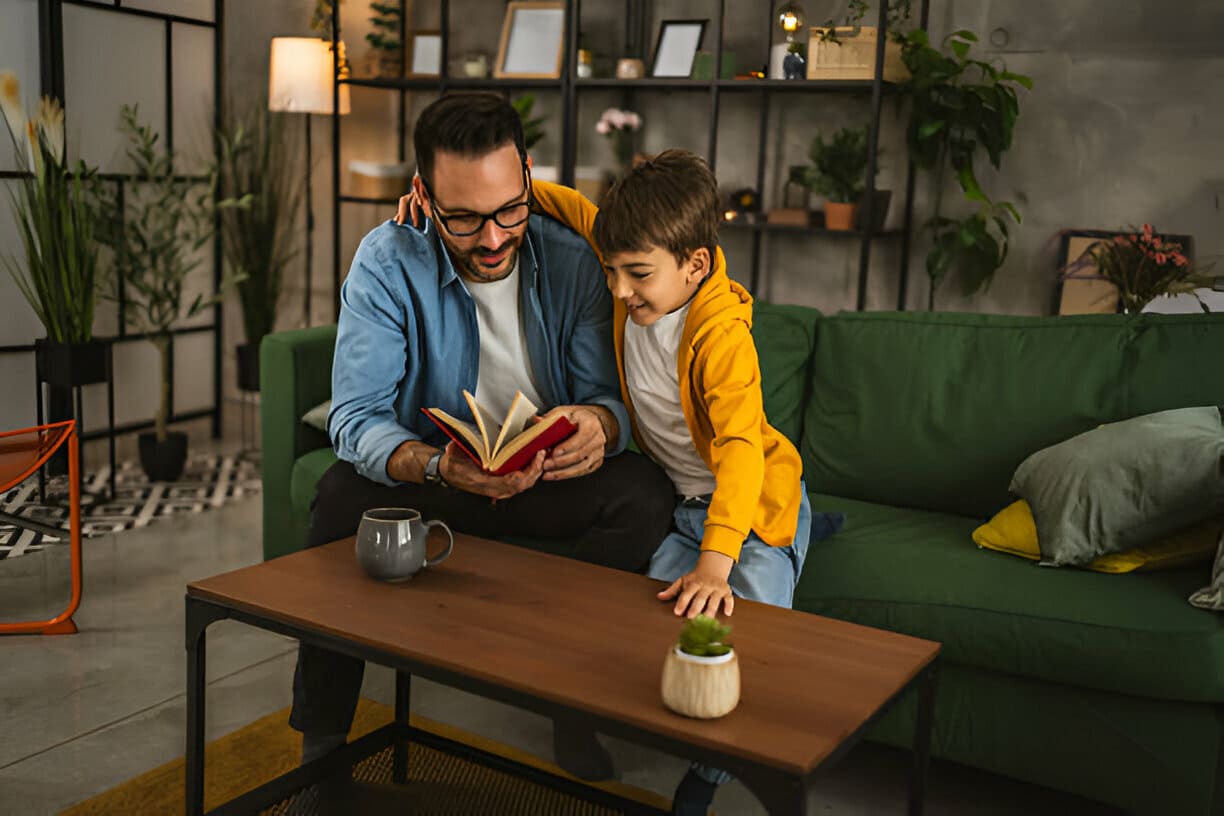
[0,0,226,448]
[327,0,929,313]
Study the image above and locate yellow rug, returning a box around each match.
[60,698,672,815]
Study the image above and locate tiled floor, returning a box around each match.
[0,440,1121,815]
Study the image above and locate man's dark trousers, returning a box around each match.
[288,450,675,737]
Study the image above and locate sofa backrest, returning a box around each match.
[752,302,821,448]
[800,311,1224,519]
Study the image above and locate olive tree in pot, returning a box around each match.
[98,105,242,482]
[214,103,303,392]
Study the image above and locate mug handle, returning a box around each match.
[423,520,454,567]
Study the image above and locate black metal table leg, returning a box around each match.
[908,662,939,816]
[185,597,230,816]
[394,671,411,784]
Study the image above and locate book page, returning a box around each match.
[492,391,540,456]
[489,412,575,472]
[462,390,496,461]
[424,408,486,464]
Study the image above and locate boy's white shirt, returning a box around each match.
[468,257,545,421]
[623,302,717,497]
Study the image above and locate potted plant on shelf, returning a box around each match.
[596,107,642,180]
[0,72,107,388]
[364,1,402,78]
[97,105,242,482]
[661,615,740,719]
[793,125,871,231]
[214,103,304,392]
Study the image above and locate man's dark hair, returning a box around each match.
[593,150,720,267]
[413,92,526,188]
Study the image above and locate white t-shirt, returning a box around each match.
[623,303,716,497]
[467,259,544,419]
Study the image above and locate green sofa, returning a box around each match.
[261,306,1224,815]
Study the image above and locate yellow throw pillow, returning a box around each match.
[972,500,1221,574]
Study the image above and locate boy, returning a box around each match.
[399,150,824,815]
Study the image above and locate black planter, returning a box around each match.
[856,189,893,232]
[138,431,188,482]
[35,338,109,388]
[236,343,260,393]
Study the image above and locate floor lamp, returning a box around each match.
[268,37,350,328]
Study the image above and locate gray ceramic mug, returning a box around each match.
[355,508,454,582]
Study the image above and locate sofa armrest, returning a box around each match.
[260,325,337,561]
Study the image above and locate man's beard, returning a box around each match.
[444,233,524,283]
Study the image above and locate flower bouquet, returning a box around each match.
[595,107,642,176]
[1086,225,1213,313]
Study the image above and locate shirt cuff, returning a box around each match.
[701,523,746,563]
[588,396,630,455]
[351,422,419,486]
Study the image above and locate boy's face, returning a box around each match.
[603,246,710,326]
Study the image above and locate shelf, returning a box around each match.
[340,195,400,205]
[722,221,904,238]
[341,76,563,90]
[574,78,893,93]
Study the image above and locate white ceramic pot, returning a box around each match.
[661,645,740,719]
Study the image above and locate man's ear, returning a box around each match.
[412,174,432,219]
[686,247,712,284]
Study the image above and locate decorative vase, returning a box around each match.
[35,338,109,388]
[661,646,740,719]
[138,431,188,482]
[824,201,858,231]
[783,50,806,80]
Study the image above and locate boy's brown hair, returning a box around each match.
[593,149,719,266]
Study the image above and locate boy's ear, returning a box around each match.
[686,247,712,283]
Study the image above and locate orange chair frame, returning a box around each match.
[0,420,82,635]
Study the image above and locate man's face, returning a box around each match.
[603,246,709,326]
[415,143,530,284]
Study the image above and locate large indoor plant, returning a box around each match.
[896,29,1032,306]
[791,125,871,231]
[0,72,107,387]
[214,103,303,392]
[97,104,241,481]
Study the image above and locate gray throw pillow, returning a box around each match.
[301,399,332,432]
[1010,406,1224,566]
[1189,533,1224,611]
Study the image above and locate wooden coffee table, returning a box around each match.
[186,533,939,815]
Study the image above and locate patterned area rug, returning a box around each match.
[0,454,260,560]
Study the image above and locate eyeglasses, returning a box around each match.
[421,167,532,238]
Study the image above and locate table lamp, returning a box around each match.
[268,36,351,327]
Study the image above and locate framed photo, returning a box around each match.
[650,19,707,78]
[1054,229,1195,315]
[409,31,442,77]
[495,1,565,79]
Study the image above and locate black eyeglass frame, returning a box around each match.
[420,163,534,238]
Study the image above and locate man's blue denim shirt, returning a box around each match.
[328,214,629,486]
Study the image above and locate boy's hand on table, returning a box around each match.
[658,550,736,618]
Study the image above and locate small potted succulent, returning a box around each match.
[661,615,740,719]
[793,125,871,231]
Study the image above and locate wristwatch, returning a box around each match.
[423,450,446,486]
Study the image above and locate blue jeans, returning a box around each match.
[648,484,815,785]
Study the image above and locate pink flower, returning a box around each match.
[595,119,611,135]
[1173,253,1188,267]
[1112,235,1127,244]
[1155,252,1167,265]
[1142,224,1154,238]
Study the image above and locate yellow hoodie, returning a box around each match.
[531,181,804,561]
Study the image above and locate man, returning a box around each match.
[290,92,674,782]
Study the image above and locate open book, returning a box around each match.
[421,390,577,476]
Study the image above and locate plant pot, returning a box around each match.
[236,343,260,393]
[661,646,740,719]
[35,338,109,388]
[856,189,892,232]
[824,201,858,231]
[138,431,188,482]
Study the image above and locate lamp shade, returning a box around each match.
[269,37,350,115]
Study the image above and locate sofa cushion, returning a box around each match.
[797,493,1224,702]
[752,302,820,448]
[1011,405,1224,565]
[291,447,339,519]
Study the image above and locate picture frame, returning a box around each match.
[409,31,442,77]
[650,19,707,78]
[1054,229,1195,315]
[494,1,565,79]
